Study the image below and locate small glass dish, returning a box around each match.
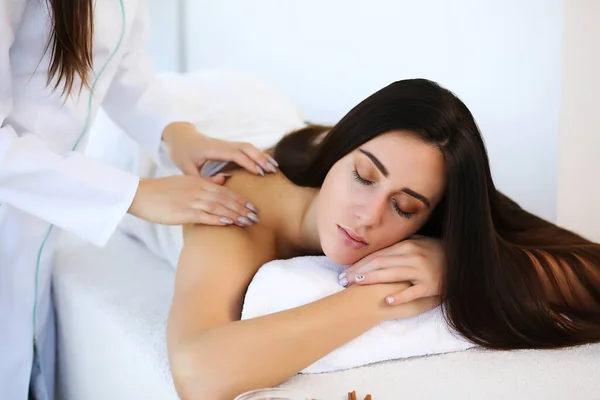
[234,387,311,400]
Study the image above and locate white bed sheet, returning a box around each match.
[53,230,600,400]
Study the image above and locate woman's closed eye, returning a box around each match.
[392,198,413,219]
[352,168,413,219]
[352,168,372,186]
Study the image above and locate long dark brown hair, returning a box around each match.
[45,0,95,96]
[273,79,600,349]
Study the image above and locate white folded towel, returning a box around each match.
[241,255,476,373]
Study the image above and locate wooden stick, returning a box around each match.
[364,395,372,400]
[348,390,357,400]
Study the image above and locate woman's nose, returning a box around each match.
[355,197,387,227]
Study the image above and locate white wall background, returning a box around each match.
[148,0,565,222]
[557,0,600,242]
[146,0,181,72]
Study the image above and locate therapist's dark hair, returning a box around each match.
[274,78,600,350]
[45,0,94,96]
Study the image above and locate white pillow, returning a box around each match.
[85,68,307,177]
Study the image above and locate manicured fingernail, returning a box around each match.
[238,216,252,226]
[246,203,259,213]
[219,217,234,225]
[386,296,395,304]
[338,272,346,280]
[247,212,260,223]
[266,162,277,173]
[339,277,348,287]
[355,274,365,282]
[220,173,232,182]
[267,155,279,166]
[256,165,265,176]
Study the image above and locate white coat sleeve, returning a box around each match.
[101,0,187,162]
[0,2,140,247]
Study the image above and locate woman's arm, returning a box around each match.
[167,223,435,400]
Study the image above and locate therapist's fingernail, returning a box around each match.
[247,212,260,223]
[338,272,346,280]
[268,156,279,167]
[246,203,259,213]
[355,274,365,282]
[219,217,234,225]
[266,162,277,173]
[339,277,348,287]
[256,165,265,176]
[238,216,252,226]
[386,296,395,304]
[220,173,232,182]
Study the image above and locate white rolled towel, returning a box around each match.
[241,255,476,373]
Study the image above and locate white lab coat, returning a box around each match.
[0,1,183,399]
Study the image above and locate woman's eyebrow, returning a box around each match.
[358,148,431,208]
[401,188,431,208]
[358,149,388,176]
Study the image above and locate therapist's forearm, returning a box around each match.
[161,121,197,143]
[169,285,387,400]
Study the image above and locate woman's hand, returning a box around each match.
[128,174,260,227]
[339,236,445,306]
[351,282,442,322]
[162,122,278,177]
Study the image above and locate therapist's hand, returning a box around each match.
[162,122,278,176]
[128,174,260,227]
[339,235,445,306]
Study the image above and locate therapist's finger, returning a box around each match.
[216,146,266,176]
[192,198,256,227]
[206,173,232,186]
[180,161,201,176]
[238,142,278,174]
[189,210,237,227]
[199,179,259,214]
[196,191,260,226]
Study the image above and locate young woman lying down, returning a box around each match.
[166,78,600,399]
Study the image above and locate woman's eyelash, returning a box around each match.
[352,169,373,185]
[392,199,413,219]
[352,169,413,219]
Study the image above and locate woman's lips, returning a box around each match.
[337,225,368,249]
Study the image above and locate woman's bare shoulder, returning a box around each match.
[223,170,300,225]
[221,169,316,258]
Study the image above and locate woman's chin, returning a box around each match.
[323,247,363,267]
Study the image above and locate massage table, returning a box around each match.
[53,229,600,400]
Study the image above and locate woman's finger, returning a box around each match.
[385,285,429,305]
[341,253,393,281]
[239,143,278,173]
[340,255,415,285]
[343,239,423,277]
[345,266,416,287]
[343,253,378,277]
